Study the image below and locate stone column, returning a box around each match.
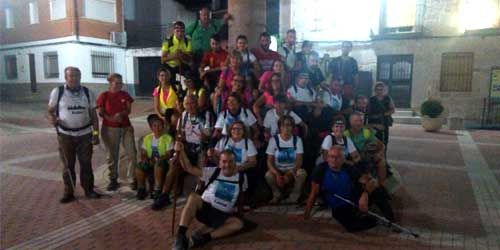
[228,0,267,50]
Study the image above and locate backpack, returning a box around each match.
[223,108,249,120]
[189,20,217,37]
[274,134,297,151]
[292,83,314,98]
[164,35,189,51]
[329,134,349,152]
[56,85,92,131]
[199,168,245,210]
[223,136,249,151]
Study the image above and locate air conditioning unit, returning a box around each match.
[110,32,127,46]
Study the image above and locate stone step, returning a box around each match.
[393,115,421,125]
[394,109,415,117]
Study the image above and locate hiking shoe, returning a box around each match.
[173,233,189,250]
[85,191,102,199]
[136,188,147,200]
[151,193,171,211]
[60,194,76,204]
[106,180,120,191]
[190,232,211,248]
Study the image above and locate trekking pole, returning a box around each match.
[333,194,419,238]
[170,150,181,236]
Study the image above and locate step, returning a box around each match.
[394,109,414,117]
[393,115,421,125]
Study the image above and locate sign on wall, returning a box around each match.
[490,67,500,98]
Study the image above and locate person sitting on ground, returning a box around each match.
[161,21,192,77]
[263,94,307,140]
[265,115,307,204]
[199,34,228,92]
[304,146,394,232]
[258,60,288,92]
[151,95,213,209]
[173,148,248,250]
[97,73,137,191]
[317,116,360,165]
[344,112,387,185]
[253,73,286,125]
[136,114,174,200]
[153,68,180,123]
[251,32,282,72]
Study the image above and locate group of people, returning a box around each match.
[47,6,401,250]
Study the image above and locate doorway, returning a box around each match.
[29,54,37,92]
[376,55,413,108]
[137,57,162,96]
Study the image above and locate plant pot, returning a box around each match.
[421,116,443,132]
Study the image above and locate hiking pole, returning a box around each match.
[170,145,182,236]
[333,194,419,238]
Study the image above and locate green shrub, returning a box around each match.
[420,100,444,118]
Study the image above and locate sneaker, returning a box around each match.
[60,194,76,204]
[190,232,210,248]
[136,188,147,200]
[151,193,171,211]
[173,233,189,250]
[107,180,120,191]
[85,191,102,199]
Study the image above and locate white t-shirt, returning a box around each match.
[201,167,248,213]
[215,137,257,167]
[266,134,304,171]
[240,50,257,63]
[214,108,257,135]
[321,91,343,111]
[287,85,316,103]
[178,111,212,144]
[321,134,357,157]
[48,85,96,136]
[263,109,303,135]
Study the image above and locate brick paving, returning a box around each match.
[1,100,500,250]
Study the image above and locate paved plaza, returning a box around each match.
[1,100,499,250]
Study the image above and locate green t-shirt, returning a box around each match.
[185,19,223,53]
[344,128,375,152]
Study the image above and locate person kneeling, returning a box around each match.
[173,147,247,250]
[304,146,394,232]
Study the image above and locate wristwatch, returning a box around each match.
[92,130,99,136]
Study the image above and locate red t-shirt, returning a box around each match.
[201,50,228,69]
[250,48,282,72]
[96,90,134,128]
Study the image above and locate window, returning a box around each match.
[91,51,114,78]
[440,52,474,92]
[49,0,66,20]
[384,0,416,29]
[5,8,14,29]
[29,1,39,24]
[4,55,18,80]
[84,0,116,23]
[291,0,380,41]
[44,52,59,78]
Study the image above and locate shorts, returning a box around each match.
[196,201,232,228]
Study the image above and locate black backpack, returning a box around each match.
[198,167,245,210]
[223,136,249,151]
[55,85,91,131]
[274,134,297,151]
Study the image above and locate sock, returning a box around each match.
[177,225,187,236]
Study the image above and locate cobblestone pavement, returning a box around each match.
[1,100,499,250]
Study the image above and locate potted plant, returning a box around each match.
[420,99,444,131]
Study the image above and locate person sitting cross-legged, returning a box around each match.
[173,146,248,250]
[304,146,394,232]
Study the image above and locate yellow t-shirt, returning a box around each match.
[161,35,192,68]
